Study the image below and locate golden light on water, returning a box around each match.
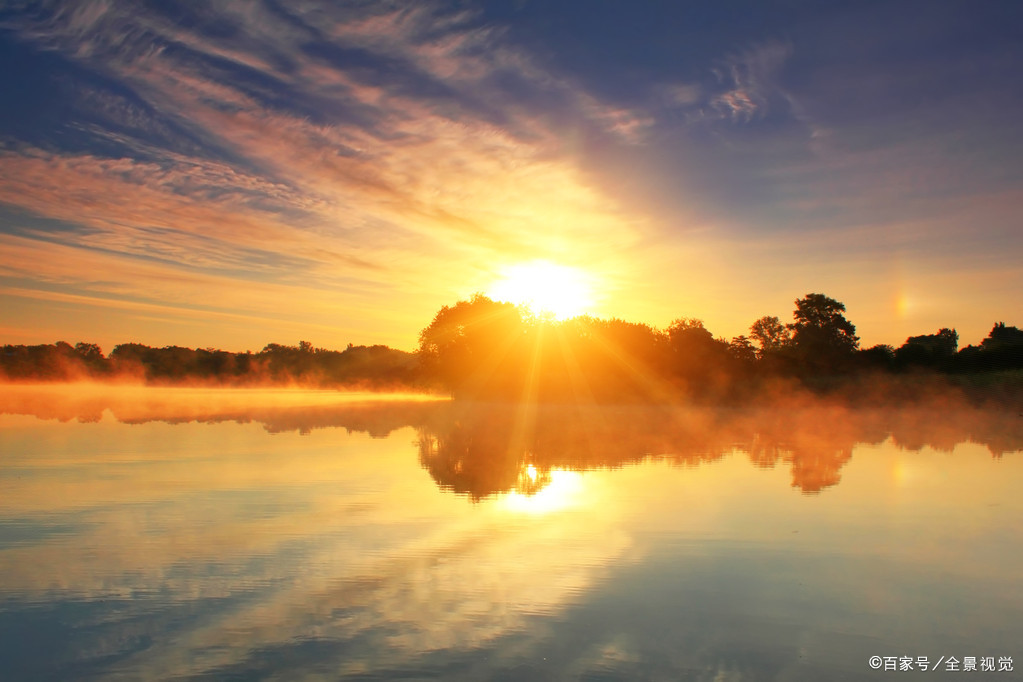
[488,260,594,320]
[502,468,585,515]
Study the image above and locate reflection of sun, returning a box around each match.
[488,260,593,320]
[503,468,584,515]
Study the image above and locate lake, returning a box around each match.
[1,384,1021,680]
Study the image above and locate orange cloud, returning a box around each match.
[0,4,655,348]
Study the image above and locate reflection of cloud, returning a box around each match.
[1,394,1022,678]
[0,412,631,679]
[124,508,630,679]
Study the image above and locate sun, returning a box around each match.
[488,260,594,320]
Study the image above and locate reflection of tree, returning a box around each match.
[416,403,1022,498]
[785,447,853,493]
[888,405,1023,458]
[742,413,860,493]
[417,409,527,501]
[0,386,447,438]
[417,405,843,496]
[3,387,1020,493]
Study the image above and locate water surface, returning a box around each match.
[1,385,1020,680]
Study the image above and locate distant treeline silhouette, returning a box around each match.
[0,340,417,388]
[3,292,1022,398]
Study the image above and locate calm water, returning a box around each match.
[1,385,1021,681]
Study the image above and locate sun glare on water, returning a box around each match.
[503,468,585,515]
[488,260,594,320]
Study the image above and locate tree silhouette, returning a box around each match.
[981,322,1023,350]
[859,344,895,370]
[665,317,730,389]
[971,322,1023,371]
[74,342,103,362]
[749,315,792,357]
[789,293,859,371]
[417,294,527,395]
[729,335,758,364]
[895,328,958,369]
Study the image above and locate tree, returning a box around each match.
[789,293,859,369]
[981,322,1023,350]
[901,328,958,357]
[563,316,668,398]
[859,344,895,370]
[74,342,107,375]
[749,316,791,356]
[417,294,526,393]
[74,342,104,362]
[935,327,959,355]
[895,328,958,368]
[665,317,730,389]
[666,317,726,363]
[666,317,714,347]
[729,335,758,364]
[974,322,1023,371]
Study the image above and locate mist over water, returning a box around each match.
[0,385,1020,680]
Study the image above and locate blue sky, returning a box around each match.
[0,0,1020,351]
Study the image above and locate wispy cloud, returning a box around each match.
[710,41,794,123]
[0,1,653,346]
[1,1,1020,350]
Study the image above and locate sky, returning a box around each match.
[0,0,1020,353]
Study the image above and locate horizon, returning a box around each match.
[1,290,1015,357]
[1,2,1021,352]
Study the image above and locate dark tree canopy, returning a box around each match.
[729,336,758,364]
[789,293,859,360]
[982,322,1023,350]
[417,294,526,393]
[895,328,959,368]
[904,328,958,356]
[749,315,791,356]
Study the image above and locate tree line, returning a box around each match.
[416,292,1023,400]
[0,340,417,388]
[3,292,1021,397]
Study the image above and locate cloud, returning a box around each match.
[710,41,794,122]
[0,1,653,347]
[643,41,797,126]
[5,1,1018,353]
[0,233,401,345]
